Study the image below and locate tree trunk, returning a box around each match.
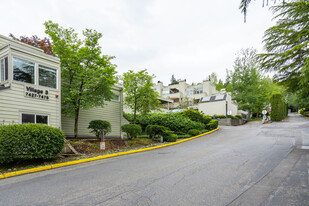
[74,107,80,138]
[133,98,137,124]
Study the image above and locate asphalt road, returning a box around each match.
[1,113,308,206]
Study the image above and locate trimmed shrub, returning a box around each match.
[145,125,168,139]
[165,134,178,142]
[270,93,288,121]
[188,129,200,136]
[235,115,242,119]
[88,120,111,139]
[124,113,204,134]
[200,129,209,134]
[121,124,142,139]
[206,120,219,130]
[214,115,226,119]
[179,109,212,125]
[178,134,191,138]
[0,124,65,164]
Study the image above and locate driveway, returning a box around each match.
[0,113,308,206]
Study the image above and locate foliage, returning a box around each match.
[145,125,169,139]
[214,115,227,119]
[270,93,288,121]
[239,0,285,22]
[137,134,150,139]
[127,138,154,146]
[121,124,142,139]
[200,129,209,133]
[0,124,65,164]
[230,48,278,117]
[235,115,243,119]
[259,1,309,96]
[188,129,200,136]
[44,21,117,138]
[164,134,178,142]
[9,34,54,55]
[209,72,225,91]
[122,70,160,124]
[206,120,219,131]
[124,113,205,134]
[177,134,192,138]
[170,74,179,85]
[179,109,212,126]
[88,120,111,139]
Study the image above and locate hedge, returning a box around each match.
[206,120,219,131]
[270,93,288,121]
[179,109,212,125]
[0,124,65,164]
[124,113,204,134]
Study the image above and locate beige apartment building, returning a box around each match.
[154,78,239,116]
[0,34,128,138]
[0,34,61,127]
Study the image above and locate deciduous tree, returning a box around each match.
[44,21,117,138]
[122,70,159,124]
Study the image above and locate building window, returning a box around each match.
[21,113,48,125]
[162,90,170,95]
[186,90,193,95]
[112,94,120,102]
[39,65,57,89]
[0,57,8,82]
[13,57,35,84]
[194,87,203,94]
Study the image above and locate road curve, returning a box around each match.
[0,113,308,206]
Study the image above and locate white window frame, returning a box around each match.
[0,56,8,83]
[112,94,120,102]
[20,113,49,125]
[13,57,36,85]
[38,64,58,89]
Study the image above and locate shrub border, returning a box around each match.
[0,128,218,179]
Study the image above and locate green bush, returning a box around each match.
[124,113,204,134]
[206,120,219,130]
[235,115,242,119]
[145,125,168,138]
[121,124,142,139]
[177,134,191,138]
[270,93,288,121]
[165,134,178,142]
[188,129,200,136]
[88,120,111,139]
[214,115,226,119]
[179,109,212,125]
[200,129,209,133]
[137,134,150,138]
[0,124,65,164]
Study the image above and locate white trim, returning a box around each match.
[12,56,36,85]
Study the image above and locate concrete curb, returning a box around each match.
[0,128,219,179]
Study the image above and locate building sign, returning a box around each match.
[25,86,49,100]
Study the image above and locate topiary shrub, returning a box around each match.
[121,124,142,139]
[0,124,65,164]
[188,129,200,136]
[145,125,169,139]
[165,134,178,142]
[206,120,219,130]
[88,120,111,140]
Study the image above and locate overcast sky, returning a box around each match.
[0,0,277,85]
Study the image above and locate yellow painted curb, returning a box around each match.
[0,128,219,179]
